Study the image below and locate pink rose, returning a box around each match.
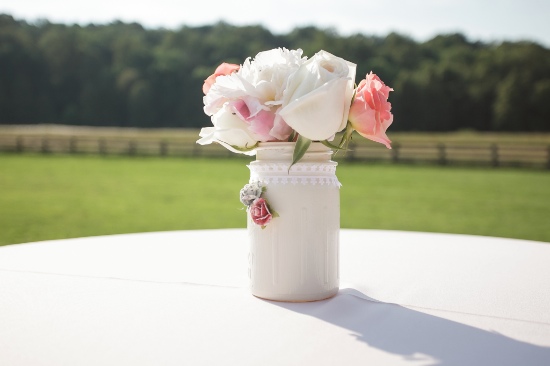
[250,198,272,226]
[348,72,393,149]
[230,99,293,142]
[230,98,277,142]
[202,62,240,94]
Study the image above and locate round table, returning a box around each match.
[0,229,549,365]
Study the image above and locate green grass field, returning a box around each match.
[1,154,549,246]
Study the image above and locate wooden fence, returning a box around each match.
[1,135,549,169]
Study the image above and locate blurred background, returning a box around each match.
[1,1,549,245]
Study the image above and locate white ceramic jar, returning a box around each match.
[247,142,340,302]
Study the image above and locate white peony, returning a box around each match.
[203,48,306,118]
[200,48,307,152]
[239,48,306,106]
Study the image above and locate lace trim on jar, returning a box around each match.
[248,163,341,187]
[250,176,341,186]
[248,162,337,174]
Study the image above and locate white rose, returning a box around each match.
[196,104,259,155]
[278,50,357,141]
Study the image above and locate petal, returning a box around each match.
[269,114,293,141]
[212,131,258,155]
[356,129,392,149]
[214,62,240,75]
[279,79,349,140]
[248,110,276,141]
[196,127,216,145]
[204,107,260,155]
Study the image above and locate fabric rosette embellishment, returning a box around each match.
[240,181,279,229]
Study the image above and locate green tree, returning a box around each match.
[1,13,549,131]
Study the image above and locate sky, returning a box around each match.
[1,0,549,47]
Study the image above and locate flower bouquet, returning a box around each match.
[198,48,393,166]
[197,48,394,301]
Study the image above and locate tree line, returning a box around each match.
[1,13,549,131]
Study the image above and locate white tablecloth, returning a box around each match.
[0,229,549,365]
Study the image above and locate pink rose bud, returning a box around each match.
[250,198,273,226]
[348,72,393,149]
[202,62,240,94]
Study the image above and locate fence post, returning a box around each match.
[160,140,168,156]
[547,145,550,170]
[491,144,499,167]
[70,136,77,154]
[391,142,400,163]
[16,136,23,153]
[99,138,107,155]
[128,140,136,156]
[437,143,447,165]
[41,137,49,154]
[345,141,356,162]
[191,140,201,157]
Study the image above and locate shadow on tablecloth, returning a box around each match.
[266,288,550,366]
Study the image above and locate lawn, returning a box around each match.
[1,154,549,246]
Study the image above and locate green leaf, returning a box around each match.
[320,139,347,151]
[223,141,259,152]
[265,200,279,219]
[287,131,297,142]
[289,135,311,171]
[338,122,355,149]
[268,206,279,218]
